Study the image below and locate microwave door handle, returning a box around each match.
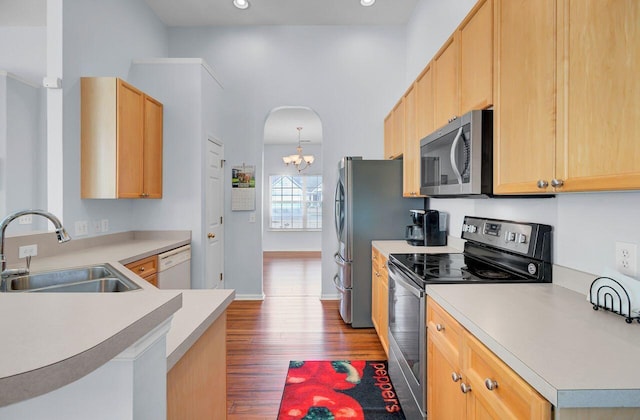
[450,127,464,185]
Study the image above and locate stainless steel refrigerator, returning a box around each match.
[333,157,422,328]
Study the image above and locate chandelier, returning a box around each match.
[282,127,315,172]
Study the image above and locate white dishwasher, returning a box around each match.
[157,245,191,289]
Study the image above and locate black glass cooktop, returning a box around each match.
[389,252,533,286]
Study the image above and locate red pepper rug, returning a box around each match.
[278,360,406,419]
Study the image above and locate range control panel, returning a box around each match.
[462,216,541,256]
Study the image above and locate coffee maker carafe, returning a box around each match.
[405,209,448,246]
[405,210,425,246]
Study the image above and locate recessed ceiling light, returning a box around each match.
[233,0,249,10]
[360,0,375,6]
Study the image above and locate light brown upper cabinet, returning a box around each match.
[416,64,435,141]
[433,35,459,130]
[459,0,493,112]
[433,0,494,131]
[555,0,640,192]
[81,77,163,199]
[494,0,640,194]
[493,0,556,194]
[403,83,422,197]
[384,99,404,160]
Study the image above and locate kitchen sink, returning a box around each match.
[3,264,141,293]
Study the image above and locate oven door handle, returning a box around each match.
[388,261,424,298]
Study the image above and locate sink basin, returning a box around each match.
[3,264,141,293]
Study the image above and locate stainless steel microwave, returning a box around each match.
[420,109,493,197]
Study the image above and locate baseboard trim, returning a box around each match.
[263,251,321,258]
[320,294,340,301]
[234,294,266,301]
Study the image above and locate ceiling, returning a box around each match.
[144,0,419,27]
[1,0,416,144]
[0,0,419,26]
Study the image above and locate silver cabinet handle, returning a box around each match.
[537,179,549,189]
[460,383,472,394]
[484,378,498,391]
[451,372,462,382]
[436,323,444,332]
[551,178,564,188]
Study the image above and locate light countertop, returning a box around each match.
[428,283,640,408]
[0,231,234,408]
[373,238,640,409]
[371,238,463,258]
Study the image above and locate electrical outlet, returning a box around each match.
[248,213,256,223]
[18,215,33,225]
[74,221,89,236]
[93,220,102,233]
[101,219,109,232]
[616,242,638,277]
[19,244,38,258]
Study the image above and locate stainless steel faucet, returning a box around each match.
[0,209,71,282]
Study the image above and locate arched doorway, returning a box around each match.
[262,106,323,297]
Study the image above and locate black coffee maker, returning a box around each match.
[405,209,448,246]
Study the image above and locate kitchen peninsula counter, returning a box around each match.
[0,230,234,414]
[427,283,640,411]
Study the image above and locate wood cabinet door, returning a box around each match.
[416,64,435,140]
[403,83,422,197]
[143,95,163,198]
[555,0,640,192]
[391,100,405,159]
[459,0,493,113]
[427,330,466,420]
[433,35,459,130]
[493,0,557,194]
[464,333,551,420]
[378,256,389,355]
[116,79,145,198]
[384,112,393,160]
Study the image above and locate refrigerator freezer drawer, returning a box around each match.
[334,252,352,289]
[333,274,352,324]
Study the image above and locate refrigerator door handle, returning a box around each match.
[334,252,348,267]
[333,274,346,292]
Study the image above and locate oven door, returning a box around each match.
[387,260,426,420]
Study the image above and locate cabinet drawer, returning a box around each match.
[427,297,463,363]
[125,255,158,279]
[464,332,551,420]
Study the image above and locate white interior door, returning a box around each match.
[205,138,224,289]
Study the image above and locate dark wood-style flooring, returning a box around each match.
[226,252,386,419]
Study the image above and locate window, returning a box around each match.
[269,175,322,230]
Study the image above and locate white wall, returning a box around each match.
[0,27,46,82]
[406,0,640,279]
[1,74,47,233]
[263,143,322,252]
[60,0,169,236]
[128,60,224,289]
[168,25,406,297]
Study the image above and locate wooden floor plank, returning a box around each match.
[226,252,385,419]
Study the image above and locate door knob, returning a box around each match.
[460,383,472,394]
[551,178,564,188]
[451,372,462,382]
[208,233,215,239]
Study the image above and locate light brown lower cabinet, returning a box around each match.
[167,312,227,420]
[125,254,158,287]
[371,247,389,356]
[427,297,551,419]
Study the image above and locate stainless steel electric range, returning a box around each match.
[386,216,553,420]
